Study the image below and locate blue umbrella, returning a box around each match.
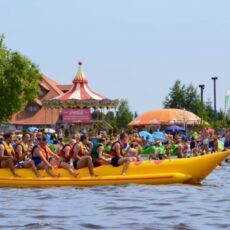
[165,125,185,133]
[139,131,153,141]
[28,127,39,133]
[152,131,166,141]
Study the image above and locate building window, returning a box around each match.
[27,105,39,112]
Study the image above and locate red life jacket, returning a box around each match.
[110,141,123,157]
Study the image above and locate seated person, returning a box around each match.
[91,138,111,167]
[14,133,41,177]
[71,135,97,177]
[58,139,78,177]
[110,133,132,175]
[31,135,60,177]
[0,133,20,177]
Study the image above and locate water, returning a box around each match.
[0,165,230,230]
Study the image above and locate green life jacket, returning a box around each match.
[91,143,103,160]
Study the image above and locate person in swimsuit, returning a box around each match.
[72,135,97,177]
[14,133,41,177]
[0,133,20,177]
[110,133,132,175]
[31,135,60,177]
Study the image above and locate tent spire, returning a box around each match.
[73,61,88,83]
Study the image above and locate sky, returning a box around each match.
[1,0,230,114]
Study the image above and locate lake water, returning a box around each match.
[0,164,230,230]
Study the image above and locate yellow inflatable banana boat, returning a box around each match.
[0,151,229,187]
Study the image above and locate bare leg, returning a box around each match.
[23,160,41,177]
[77,156,97,177]
[60,161,79,177]
[118,157,131,176]
[7,158,20,177]
[37,162,60,177]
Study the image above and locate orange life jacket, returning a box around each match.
[59,144,71,162]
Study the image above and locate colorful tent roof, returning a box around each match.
[129,108,202,126]
[43,62,119,109]
[55,62,106,101]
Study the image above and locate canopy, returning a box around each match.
[43,62,119,109]
[129,108,202,126]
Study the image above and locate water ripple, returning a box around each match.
[0,165,230,229]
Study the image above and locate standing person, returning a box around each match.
[110,133,132,175]
[72,135,97,177]
[31,135,60,177]
[0,133,20,177]
[14,133,41,177]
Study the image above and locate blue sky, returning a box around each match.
[1,0,230,114]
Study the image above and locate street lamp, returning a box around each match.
[211,77,218,115]
[198,84,205,105]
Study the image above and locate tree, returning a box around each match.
[163,80,202,115]
[116,99,133,129]
[0,35,42,123]
[163,80,186,109]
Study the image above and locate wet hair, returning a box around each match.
[3,132,13,140]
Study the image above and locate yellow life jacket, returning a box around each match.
[2,141,14,156]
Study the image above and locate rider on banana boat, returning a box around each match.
[71,135,97,177]
[0,133,20,177]
[58,139,78,177]
[91,138,112,167]
[14,133,41,177]
[31,135,60,177]
[110,133,132,176]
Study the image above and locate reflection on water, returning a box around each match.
[0,164,230,230]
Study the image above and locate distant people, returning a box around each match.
[0,133,20,177]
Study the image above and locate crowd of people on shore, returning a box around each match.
[0,127,230,177]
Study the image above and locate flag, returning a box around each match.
[225,89,230,114]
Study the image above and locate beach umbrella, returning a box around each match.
[28,127,39,133]
[152,131,166,141]
[44,128,56,134]
[165,125,185,133]
[139,131,153,140]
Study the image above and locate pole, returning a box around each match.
[211,77,218,116]
[198,84,205,105]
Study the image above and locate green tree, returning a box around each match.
[0,35,42,123]
[163,80,186,109]
[116,99,133,129]
[164,80,203,115]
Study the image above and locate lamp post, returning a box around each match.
[211,77,218,116]
[198,84,205,105]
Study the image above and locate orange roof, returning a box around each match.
[10,75,64,126]
[43,75,63,95]
[129,108,202,126]
[57,84,72,92]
